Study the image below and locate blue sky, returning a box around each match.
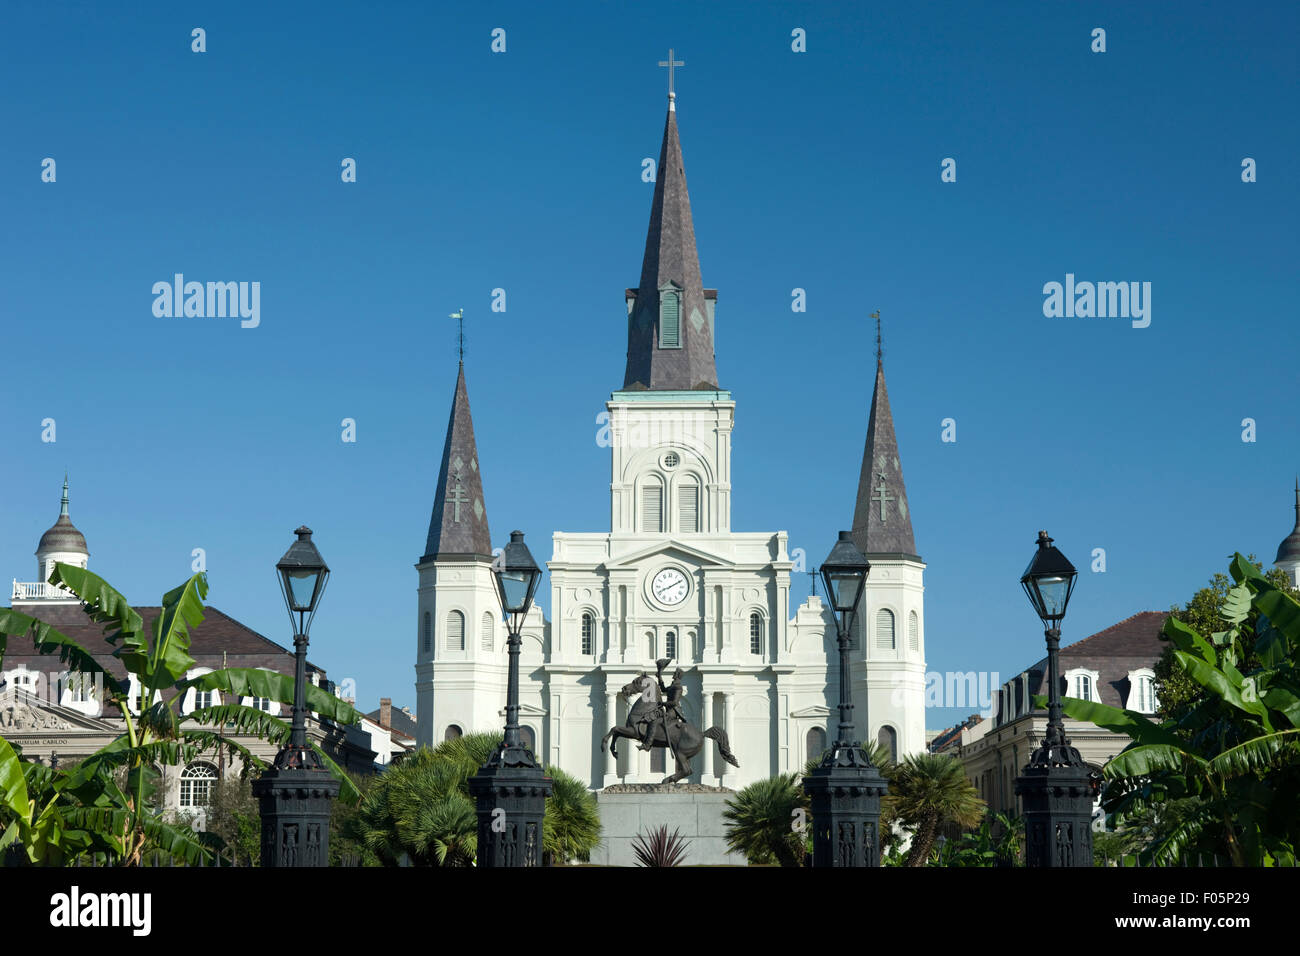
[2,1,1297,731]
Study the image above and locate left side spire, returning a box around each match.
[422,363,492,562]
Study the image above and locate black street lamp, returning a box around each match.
[252,526,340,866]
[801,531,889,867]
[1014,530,1093,867]
[468,530,553,867]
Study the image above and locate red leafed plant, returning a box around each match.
[632,824,691,867]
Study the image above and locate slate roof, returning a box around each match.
[365,705,417,740]
[422,362,492,563]
[622,100,720,391]
[2,601,302,707]
[851,361,918,559]
[1014,611,1168,715]
[1276,481,1300,564]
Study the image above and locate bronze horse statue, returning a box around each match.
[600,672,739,784]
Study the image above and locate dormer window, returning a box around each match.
[659,288,681,348]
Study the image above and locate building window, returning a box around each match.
[641,481,663,532]
[645,631,656,661]
[877,726,898,763]
[249,695,271,711]
[481,612,495,651]
[423,611,431,653]
[1127,669,1157,713]
[806,726,827,764]
[908,611,919,652]
[445,724,463,742]
[689,630,701,660]
[665,630,677,660]
[179,762,218,808]
[678,481,699,532]
[446,610,465,651]
[1065,668,1099,703]
[876,608,896,650]
[193,689,213,712]
[749,613,763,655]
[659,290,681,348]
[581,613,595,655]
[663,451,679,468]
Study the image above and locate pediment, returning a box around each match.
[604,540,733,571]
[789,705,832,719]
[499,702,548,719]
[0,688,119,734]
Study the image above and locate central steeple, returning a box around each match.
[422,361,492,563]
[622,91,719,391]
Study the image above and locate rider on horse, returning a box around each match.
[639,661,686,751]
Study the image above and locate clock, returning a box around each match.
[651,567,689,606]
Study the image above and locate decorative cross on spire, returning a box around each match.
[871,310,882,367]
[659,48,684,107]
[450,308,465,363]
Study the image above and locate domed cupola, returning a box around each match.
[35,476,88,578]
[1276,480,1300,586]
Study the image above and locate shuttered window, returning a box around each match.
[481,612,494,651]
[678,482,699,532]
[642,483,663,532]
[423,612,431,652]
[659,292,680,348]
[446,610,465,651]
[875,609,895,650]
[909,611,919,652]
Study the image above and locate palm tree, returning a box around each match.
[890,753,984,866]
[723,772,809,866]
[542,766,601,863]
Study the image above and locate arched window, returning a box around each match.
[806,726,827,764]
[1127,668,1157,713]
[446,610,465,651]
[665,630,677,660]
[1065,668,1099,703]
[179,762,218,808]
[520,726,537,755]
[423,611,431,653]
[689,630,700,660]
[444,724,463,742]
[659,290,681,348]
[481,612,495,651]
[1074,674,1092,701]
[875,609,896,650]
[749,613,763,655]
[877,726,898,763]
[908,611,919,652]
[581,613,595,655]
[641,479,663,532]
[677,478,699,533]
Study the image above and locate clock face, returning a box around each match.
[651,568,689,606]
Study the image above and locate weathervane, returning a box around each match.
[450,308,465,362]
[659,48,684,106]
[871,310,882,367]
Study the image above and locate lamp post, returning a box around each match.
[468,530,553,867]
[1014,530,1093,867]
[252,526,340,867]
[801,531,888,867]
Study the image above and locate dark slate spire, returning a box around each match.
[422,363,492,563]
[622,97,719,391]
[851,355,919,559]
[1276,478,1300,564]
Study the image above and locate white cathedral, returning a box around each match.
[414,90,928,790]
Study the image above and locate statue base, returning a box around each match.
[591,786,747,866]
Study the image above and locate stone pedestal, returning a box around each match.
[252,766,340,867]
[592,784,746,866]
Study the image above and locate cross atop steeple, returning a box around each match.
[871,310,882,369]
[450,309,465,364]
[659,48,684,109]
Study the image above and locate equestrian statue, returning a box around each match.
[600,658,739,785]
